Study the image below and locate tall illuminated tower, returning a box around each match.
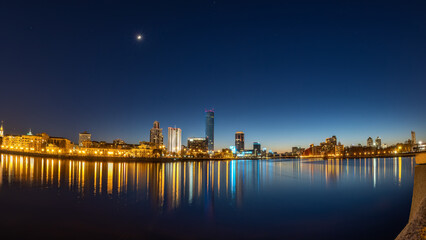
[205,109,214,151]
[168,127,182,153]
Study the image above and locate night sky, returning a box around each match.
[1,0,425,152]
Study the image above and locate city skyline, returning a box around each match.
[1,1,425,240]
[0,117,422,153]
[1,1,425,152]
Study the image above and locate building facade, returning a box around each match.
[367,137,373,147]
[235,132,245,152]
[253,142,261,155]
[150,121,164,146]
[48,137,73,152]
[187,137,207,151]
[168,127,182,153]
[412,131,416,145]
[375,136,382,148]
[205,110,214,151]
[79,131,91,147]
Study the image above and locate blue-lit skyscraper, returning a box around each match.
[205,109,214,151]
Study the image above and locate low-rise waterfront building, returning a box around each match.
[187,137,207,151]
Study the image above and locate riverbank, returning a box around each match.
[395,152,426,240]
[0,149,232,162]
[297,152,417,159]
[1,149,420,163]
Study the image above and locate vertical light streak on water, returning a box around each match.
[212,161,215,193]
[373,158,377,188]
[9,155,13,184]
[324,163,328,186]
[58,160,61,188]
[231,161,235,199]
[30,158,34,185]
[217,161,220,197]
[108,163,113,195]
[346,158,349,178]
[99,162,102,195]
[206,162,210,197]
[124,163,128,195]
[79,161,82,193]
[394,157,397,183]
[198,163,201,198]
[183,163,186,200]
[377,158,380,181]
[41,158,44,185]
[363,158,366,180]
[118,163,121,195]
[161,163,165,208]
[398,157,402,186]
[189,163,193,205]
[176,162,180,208]
[94,162,97,194]
[20,156,23,182]
[226,161,229,197]
[69,161,72,189]
[0,155,3,188]
[172,163,176,208]
[46,159,49,184]
[146,163,150,199]
[383,158,386,179]
[51,159,54,185]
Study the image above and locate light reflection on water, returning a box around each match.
[0,154,416,239]
[0,154,414,208]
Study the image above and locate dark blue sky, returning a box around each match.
[1,0,425,151]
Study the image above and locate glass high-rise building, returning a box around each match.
[253,142,261,155]
[205,110,214,151]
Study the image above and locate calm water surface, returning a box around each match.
[0,154,415,239]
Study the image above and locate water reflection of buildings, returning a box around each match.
[0,154,415,210]
[0,154,256,211]
[298,157,414,187]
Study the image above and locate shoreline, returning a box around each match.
[0,149,418,163]
[0,149,232,162]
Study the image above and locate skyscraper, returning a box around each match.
[205,109,214,151]
[168,127,182,153]
[253,142,261,155]
[79,131,91,147]
[150,121,164,146]
[367,137,373,147]
[375,136,382,148]
[235,132,245,152]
